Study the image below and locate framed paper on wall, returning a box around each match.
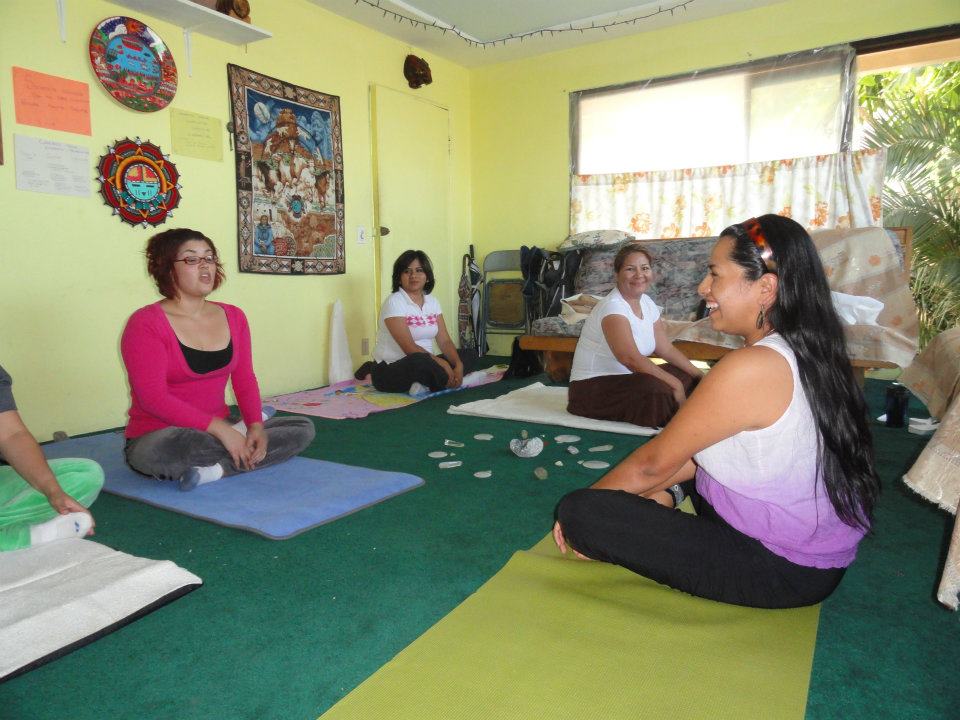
[226,64,344,275]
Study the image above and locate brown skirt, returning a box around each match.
[567,364,701,428]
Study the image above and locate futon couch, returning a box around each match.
[519,226,918,382]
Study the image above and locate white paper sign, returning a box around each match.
[14,134,90,197]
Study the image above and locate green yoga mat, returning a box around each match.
[322,535,820,719]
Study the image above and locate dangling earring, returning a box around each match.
[756,305,766,329]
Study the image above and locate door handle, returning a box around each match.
[379,226,391,236]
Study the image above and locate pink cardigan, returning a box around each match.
[121,302,262,439]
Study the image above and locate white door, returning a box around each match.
[371,85,454,325]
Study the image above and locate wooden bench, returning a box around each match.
[518,334,895,384]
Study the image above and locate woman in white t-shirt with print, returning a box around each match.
[356,250,476,394]
[568,243,703,427]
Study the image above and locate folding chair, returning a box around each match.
[477,250,525,353]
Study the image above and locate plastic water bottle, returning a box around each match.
[884,384,909,428]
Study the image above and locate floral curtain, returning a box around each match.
[570,148,886,238]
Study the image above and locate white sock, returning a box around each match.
[460,370,486,388]
[29,512,93,546]
[178,463,225,491]
[232,409,273,435]
[193,464,225,485]
[409,382,430,396]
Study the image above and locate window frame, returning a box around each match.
[569,23,960,176]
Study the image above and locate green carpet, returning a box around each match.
[2,366,627,719]
[806,381,959,719]
[322,534,819,720]
[2,371,957,720]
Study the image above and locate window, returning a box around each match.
[852,36,960,149]
[572,47,855,174]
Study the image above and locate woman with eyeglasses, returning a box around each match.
[120,228,315,491]
[553,215,880,608]
[567,242,703,428]
[355,249,475,394]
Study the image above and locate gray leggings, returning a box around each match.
[124,416,316,481]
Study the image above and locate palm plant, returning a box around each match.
[858,62,960,346]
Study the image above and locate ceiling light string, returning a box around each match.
[351,0,696,49]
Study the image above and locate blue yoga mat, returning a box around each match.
[43,433,424,540]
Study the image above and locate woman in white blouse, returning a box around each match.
[568,243,703,427]
[356,250,474,394]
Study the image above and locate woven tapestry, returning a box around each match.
[227,64,344,275]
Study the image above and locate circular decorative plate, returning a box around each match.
[97,137,182,227]
[89,16,177,112]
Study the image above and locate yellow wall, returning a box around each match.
[469,0,960,259]
[2,0,958,436]
[0,0,472,438]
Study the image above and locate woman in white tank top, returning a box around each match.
[552,215,880,608]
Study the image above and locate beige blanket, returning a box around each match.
[668,227,919,368]
[0,539,202,679]
[901,327,960,610]
[448,382,659,436]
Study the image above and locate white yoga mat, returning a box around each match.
[448,382,660,436]
[0,539,202,681]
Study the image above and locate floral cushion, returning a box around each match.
[558,229,635,251]
[574,247,618,296]
[530,316,585,337]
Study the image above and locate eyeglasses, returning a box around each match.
[402,267,426,275]
[174,255,219,266]
[742,218,777,273]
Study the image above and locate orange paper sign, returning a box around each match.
[12,67,91,136]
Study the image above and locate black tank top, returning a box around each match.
[179,340,233,374]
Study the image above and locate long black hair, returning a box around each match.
[722,214,879,530]
[391,249,435,294]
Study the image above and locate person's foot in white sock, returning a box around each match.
[409,382,430,396]
[179,463,224,491]
[29,512,93,546]
[232,406,277,435]
[460,370,487,388]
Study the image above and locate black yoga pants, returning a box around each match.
[370,348,478,393]
[554,482,846,609]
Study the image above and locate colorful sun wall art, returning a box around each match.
[89,16,177,112]
[227,64,345,275]
[97,137,182,227]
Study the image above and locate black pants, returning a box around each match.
[554,482,846,609]
[370,349,478,393]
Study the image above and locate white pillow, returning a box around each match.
[831,291,884,325]
[560,293,604,324]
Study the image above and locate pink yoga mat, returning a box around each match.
[264,367,505,420]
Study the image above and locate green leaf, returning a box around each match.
[859,61,960,345]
